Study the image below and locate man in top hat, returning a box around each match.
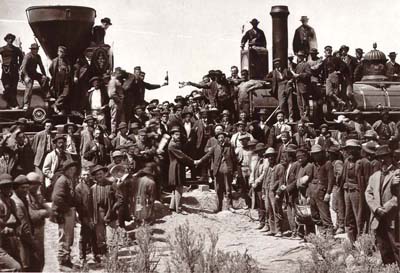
[108,68,127,137]
[263,147,285,237]
[386,52,400,81]
[91,17,112,46]
[51,159,81,268]
[309,144,334,235]
[49,45,72,114]
[372,109,396,145]
[365,145,400,265]
[0,33,24,109]
[26,172,51,272]
[32,119,54,177]
[42,134,73,199]
[266,58,294,122]
[0,174,21,272]
[292,16,317,56]
[11,175,39,271]
[20,43,50,110]
[198,131,238,212]
[241,18,266,49]
[292,50,312,118]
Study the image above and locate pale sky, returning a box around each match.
[1,0,399,102]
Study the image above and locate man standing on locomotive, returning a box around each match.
[0,33,24,109]
[20,43,50,110]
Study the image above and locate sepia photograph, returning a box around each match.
[0,0,399,272]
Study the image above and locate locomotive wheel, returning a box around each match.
[32,107,47,123]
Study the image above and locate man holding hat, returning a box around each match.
[240,18,266,49]
[309,144,334,235]
[11,175,39,271]
[0,33,23,109]
[51,159,80,268]
[49,45,72,114]
[266,58,293,121]
[365,145,400,265]
[0,174,21,272]
[292,16,317,56]
[20,42,50,110]
[26,172,51,271]
[91,17,112,46]
[386,52,400,81]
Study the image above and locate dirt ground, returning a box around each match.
[43,189,311,273]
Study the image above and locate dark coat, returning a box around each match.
[51,175,76,214]
[32,130,53,167]
[282,162,300,203]
[385,61,400,81]
[294,61,311,94]
[83,140,108,166]
[168,139,194,187]
[241,28,267,48]
[9,144,35,178]
[292,25,317,54]
[200,142,238,176]
[310,160,334,195]
[265,68,292,98]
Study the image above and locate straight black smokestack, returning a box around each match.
[270,5,290,68]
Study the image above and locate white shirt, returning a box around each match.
[90,88,102,110]
[184,122,191,138]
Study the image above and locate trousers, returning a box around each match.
[169,186,183,212]
[308,183,333,233]
[214,172,233,211]
[57,207,76,263]
[1,68,19,107]
[344,189,362,242]
[266,190,283,233]
[0,247,21,272]
[23,73,49,108]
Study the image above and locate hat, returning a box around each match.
[64,123,78,133]
[250,18,260,25]
[300,16,309,21]
[14,175,30,186]
[62,160,79,172]
[15,118,28,125]
[364,130,378,139]
[309,48,319,55]
[284,144,298,153]
[340,45,350,51]
[248,139,258,147]
[320,123,329,129]
[324,45,333,50]
[174,96,184,102]
[134,105,144,111]
[101,17,112,25]
[362,141,379,155]
[311,144,324,153]
[110,164,128,178]
[150,99,159,105]
[215,131,228,138]
[272,58,281,64]
[221,110,230,116]
[193,93,203,100]
[112,150,124,158]
[29,43,40,49]
[388,52,397,57]
[138,129,147,136]
[208,107,219,113]
[89,76,101,85]
[175,102,183,110]
[375,145,392,157]
[264,147,277,156]
[355,48,364,54]
[58,45,67,51]
[147,104,156,110]
[42,118,53,125]
[297,50,306,57]
[328,145,341,154]
[345,139,361,149]
[170,126,181,134]
[134,66,141,71]
[236,121,246,127]
[90,165,108,175]
[4,33,16,42]
[117,122,128,130]
[239,134,251,141]
[258,108,267,115]
[0,174,13,186]
[130,122,140,129]
[53,134,66,143]
[296,147,309,155]
[276,109,284,116]
[182,108,193,117]
[332,115,349,122]
[254,143,267,153]
[352,109,362,115]
[84,115,95,122]
[26,172,42,184]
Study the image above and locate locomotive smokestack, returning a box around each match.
[270,5,290,68]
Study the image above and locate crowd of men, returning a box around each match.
[0,15,400,272]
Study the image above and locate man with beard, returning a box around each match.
[365,145,400,266]
[372,109,396,145]
[83,128,108,166]
[314,124,339,151]
[348,109,372,139]
[0,33,23,109]
[271,110,291,149]
[292,121,313,150]
[385,52,400,81]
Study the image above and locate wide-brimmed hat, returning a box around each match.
[130,122,140,129]
[388,52,397,57]
[112,150,124,158]
[362,141,379,155]
[84,115,95,122]
[64,123,78,133]
[344,139,361,149]
[300,16,309,21]
[90,165,108,175]
[254,143,267,153]
[221,109,230,116]
[182,108,193,117]
[0,174,14,186]
[258,108,267,115]
[375,145,392,157]
[235,121,246,127]
[355,48,364,54]
[4,33,16,42]
[29,43,40,49]
[311,144,324,154]
[110,164,128,178]
[215,131,228,138]
[250,18,260,25]
[264,147,277,156]
[309,48,319,55]
[101,17,112,25]
[248,139,258,147]
[239,134,251,141]
[117,122,128,130]
[62,160,79,172]
[328,145,341,154]
[272,58,281,64]
[26,172,42,184]
[340,45,350,52]
[174,96,184,103]
[13,175,31,186]
[284,144,298,153]
[320,123,329,130]
[170,126,181,134]
[324,45,333,50]
[89,76,101,85]
[364,130,378,139]
[52,134,66,143]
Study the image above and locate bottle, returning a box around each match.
[164,71,169,85]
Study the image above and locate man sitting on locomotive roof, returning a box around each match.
[91,17,112,46]
[240,18,266,50]
[385,52,400,81]
[0,33,24,109]
[20,43,50,110]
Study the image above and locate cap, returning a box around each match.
[26,172,42,184]
[112,150,124,158]
[272,58,281,64]
[170,126,181,134]
[90,165,108,176]
[344,139,361,149]
[14,175,30,186]
[117,122,128,130]
[300,16,309,21]
[311,144,323,153]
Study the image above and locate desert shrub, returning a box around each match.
[297,233,400,273]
